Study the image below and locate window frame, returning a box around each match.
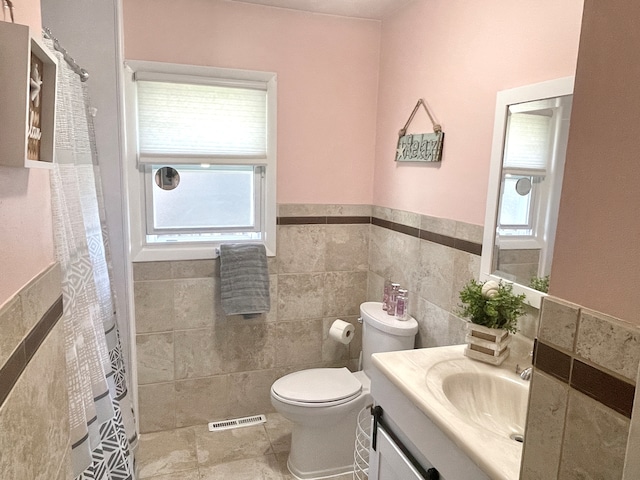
[123,60,277,262]
[496,171,545,250]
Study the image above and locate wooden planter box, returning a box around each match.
[464,323,511,365]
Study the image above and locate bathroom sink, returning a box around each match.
[371,344,533,480]
[425,357,529,440]
[439,370,528,439]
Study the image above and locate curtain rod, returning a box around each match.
[43,27,89,82]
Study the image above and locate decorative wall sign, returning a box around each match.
[0,22,57,168]
[395,98,444,163]
[396,132,444,163]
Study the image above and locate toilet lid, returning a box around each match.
[271,368,362,404]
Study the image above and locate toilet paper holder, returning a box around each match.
[330,319,355,345]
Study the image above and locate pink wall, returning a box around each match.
[550,0,640,324]
[122,0,381,205]
[0,5,56,306]
[373,0,584,225]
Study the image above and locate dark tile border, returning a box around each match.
[0,295,63,407]
[453,238,483,256]
[534,340,635,418]
[571,360,635,418]
[278,215,483,255]
[535,340,572,383]
[371,216,420,237]
[277,216,371,225]
[419,230,455,248]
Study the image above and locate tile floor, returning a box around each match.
[136,413,355,480]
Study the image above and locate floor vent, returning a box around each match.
[208,414,266,432]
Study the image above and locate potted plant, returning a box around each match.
[529,275,549,293]
[458,279,526,365]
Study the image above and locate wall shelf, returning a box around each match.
[0,22,58,169]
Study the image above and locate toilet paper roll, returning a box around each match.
[329,319,355,345]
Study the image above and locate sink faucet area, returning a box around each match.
[371,342,533,479]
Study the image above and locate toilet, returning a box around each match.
[270,301,418,479]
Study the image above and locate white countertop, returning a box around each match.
[372,344,528,480]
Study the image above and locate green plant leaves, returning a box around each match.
[458,279,526,333]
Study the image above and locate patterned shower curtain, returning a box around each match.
[47,39,137,479]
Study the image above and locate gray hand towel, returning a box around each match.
[219,243,270,317]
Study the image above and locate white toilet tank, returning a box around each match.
[360,301,418,375]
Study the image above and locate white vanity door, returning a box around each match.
[370,427,444,480]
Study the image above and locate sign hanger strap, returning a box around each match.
[399,98,442,137]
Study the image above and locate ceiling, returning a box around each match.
[230,0,414,20]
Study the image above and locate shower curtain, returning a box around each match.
[47,39,137,479]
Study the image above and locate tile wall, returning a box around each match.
[366,205,539,347]
[134,203,540,434]
[133,204,371,433]
[0,263,69,479]
[521,296,640,479]
[496,248,541,286]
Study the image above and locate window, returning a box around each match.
[497,104,554,243]
[124,61,277,261]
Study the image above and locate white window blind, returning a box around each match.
[503,112,552,171]
[136,80,267,159]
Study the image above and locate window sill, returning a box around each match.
[132,243,275,262]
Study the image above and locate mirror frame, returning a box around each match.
[480,76,575,309]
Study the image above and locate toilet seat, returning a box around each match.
[271,367,362,407]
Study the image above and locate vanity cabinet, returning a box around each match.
[0,22,57,168]
[370,425,439,480]
[368,362,491,480]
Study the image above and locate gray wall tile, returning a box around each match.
[277,225,326,273]
[175,376,229,427]
[138,383,177,433]
[538,296,579,352]
[558,389,629,479]
[328,204,372,217]
[19,263,62,334]
[174,278,215,329]
[521,371,568,480]
[277,273,325,321]
[133,261,172,281]
[171,259,217,279]
[228,369,282,417]
[415,297,453,348]
[454,221,484,244]
[369,225,420,291]
[174,329,223,379]
[278,204,331,217]
[324,224,369,272]
[224,323,277,372]
[0,296,25,368]
[134,280,175,333]
[420,215,456,237]
[0,321,69,480]
[275,319,323,367]
[137,332,175,384]
[323,271,367,317]
[575,309,640,382]
[416,241,455,311]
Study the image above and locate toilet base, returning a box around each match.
[287,456,353,480]
[285,397,368,479]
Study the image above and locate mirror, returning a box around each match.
[154,166,180,190]
[480,77,574,309]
